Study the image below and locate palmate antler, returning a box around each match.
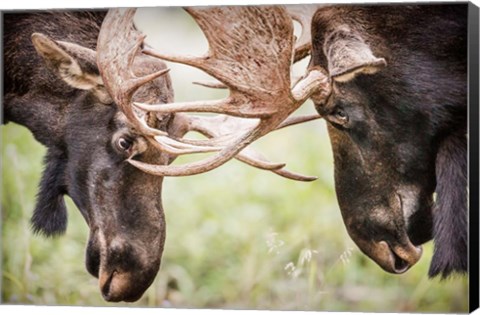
[97,6,331,181]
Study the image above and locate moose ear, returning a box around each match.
[324,25,386,82]
[31,33,111,104]
[31,149,68,237]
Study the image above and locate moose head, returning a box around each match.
[4,10,181,301]
[310,5,468,277]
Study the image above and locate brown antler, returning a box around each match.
[96,9,171,138]
[97,7,330,181]
[135,6,330,177]
[286,4,324,62]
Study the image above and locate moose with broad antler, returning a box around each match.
[2,3,468,303]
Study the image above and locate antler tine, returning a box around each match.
[97,8,170,137]
[277,113,322,129]
[192,80,228,89]
[153,133,288,171]
[286,4,323,62]
[236,146,318,182]
[127,119,264,176]
[134,96,275,118]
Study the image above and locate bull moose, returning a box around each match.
[3,10,175,302]
[310,4,468,278]
[2,7,323,302]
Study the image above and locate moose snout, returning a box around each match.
[374,240,423,274]
[348,220,425,273]
[339,188,427,274]
[86,236,161,302]
[350,232,423,274]
[99,266,157,302]
[99,244,160,302]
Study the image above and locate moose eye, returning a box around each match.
[116,137,133,151]
[334,109,348,121]
[328,107,349,127]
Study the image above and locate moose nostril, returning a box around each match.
[391,250,410,273]
[100,270,116,301]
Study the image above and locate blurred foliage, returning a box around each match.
[1,6,468,313]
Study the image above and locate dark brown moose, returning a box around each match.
[310,4,468,278]
[2,7,326,302]
[3,11,174,302]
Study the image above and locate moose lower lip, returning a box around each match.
[100,269,149,302]
[122,292,144,303]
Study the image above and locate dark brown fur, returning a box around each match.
[311,4,468,278]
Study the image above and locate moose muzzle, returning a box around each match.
[86,228,164,302]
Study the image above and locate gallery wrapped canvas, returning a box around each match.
[1,1,479,314]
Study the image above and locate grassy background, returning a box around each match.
[1,6,469,312]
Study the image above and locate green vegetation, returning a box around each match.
[1,119,468,312]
